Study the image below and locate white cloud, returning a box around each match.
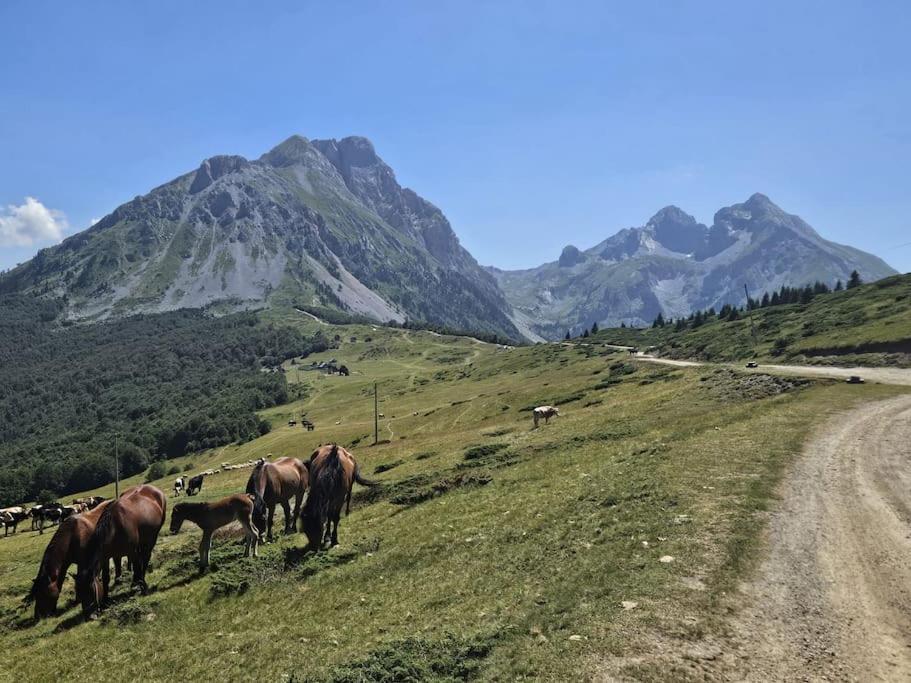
[90,217,100,226]
[0,197,68,247]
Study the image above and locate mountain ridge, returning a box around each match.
[0,136,895,343]
[491,193,896,339]
[0,134,522,340]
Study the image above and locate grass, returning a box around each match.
[598,273,911,366]
[0,316,906,681]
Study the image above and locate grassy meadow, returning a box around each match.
[0,315,905,681]
[600,273,911,367]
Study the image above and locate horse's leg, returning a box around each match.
[292,490,304,533]
[267,504,276,542]
[330,513,340,547]
[241,515,258,558]
[199,531,212,570]
[280,499,292,534]
[101,563,111,604]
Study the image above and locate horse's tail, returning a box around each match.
[353,463,377,487]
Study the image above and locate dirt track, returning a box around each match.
[636,354,911,386]
[724,395,911,680]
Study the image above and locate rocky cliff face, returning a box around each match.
[492,194,896,339]
[0,135,520,339]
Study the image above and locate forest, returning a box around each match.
[0,297,327,506]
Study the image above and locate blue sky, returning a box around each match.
[1,1,909,273]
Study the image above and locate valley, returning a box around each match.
[1,311,908,680]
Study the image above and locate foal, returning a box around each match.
[170,494,264,570]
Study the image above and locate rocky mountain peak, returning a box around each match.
[259,135,318,167]
[189,155,249,194]
[558,245,584,267]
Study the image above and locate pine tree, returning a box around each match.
[848,270,862,289]
[620,321,626,328]
[653,313,665,328]
[564,331,570,340]
[761,293,770,307]
[591,321,599,334]
[834,279,844,292]
[582,329,590,338]
[675,317,686,331]
[726,307,740,321]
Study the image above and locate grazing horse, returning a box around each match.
[533,405,560,428]
[337,365,350,376]
[301,444,374,551]
[170,494,265,570]
[76,485,166,617]
[25,499,130,619]
[186,474,204,496]
[245,456,308,541]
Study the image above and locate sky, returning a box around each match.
[1,1,909,274]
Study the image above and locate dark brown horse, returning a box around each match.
[26,499,129,619]
[245,456,308,541]
[75,485,166,617]
[301,444,374,551]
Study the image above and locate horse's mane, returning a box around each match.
[246,459,267,496]
[80,502,117,578]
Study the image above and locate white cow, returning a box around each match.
[533,405,560,428]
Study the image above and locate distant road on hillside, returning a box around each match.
[634,354,911,386]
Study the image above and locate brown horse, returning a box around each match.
[170,494,265,570]
[75,485,166,617]
[301,444,374,551]
[245,456,308,541]
[26,499,129,619]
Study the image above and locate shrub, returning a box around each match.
[145,461,167,483]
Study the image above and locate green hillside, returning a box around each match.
[1,313,905,680]
[598,273,911,367]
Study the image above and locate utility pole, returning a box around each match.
[744,283,758,345]
[373,382,379,445]
[114,433,120,499]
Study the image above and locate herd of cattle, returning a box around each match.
[1,496,107,536]
[22,444,374,620]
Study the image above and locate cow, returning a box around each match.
[533,405,560,428]
[186,474,204,496]
[1,507,29,536]
[173,476,186,497]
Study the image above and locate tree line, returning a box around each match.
[0,298,327,506]
[650,271,862,331]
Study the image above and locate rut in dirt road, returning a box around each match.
[726,395,911,681]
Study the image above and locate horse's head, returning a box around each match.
[28,573,61,619]
[301,507,324,551]
[169,505,186,534]
[75,566,102,617]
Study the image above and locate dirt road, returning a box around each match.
[635,354,911,386]
[724,395,911,680]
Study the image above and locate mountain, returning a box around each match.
[491,194,897,339]
[0,135,521,340]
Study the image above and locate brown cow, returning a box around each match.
[245,456,308,541]
[301,444,374,551]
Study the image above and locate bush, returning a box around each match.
[166,465,181,476]
[36,489,58,505]
[145,461,167,483]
